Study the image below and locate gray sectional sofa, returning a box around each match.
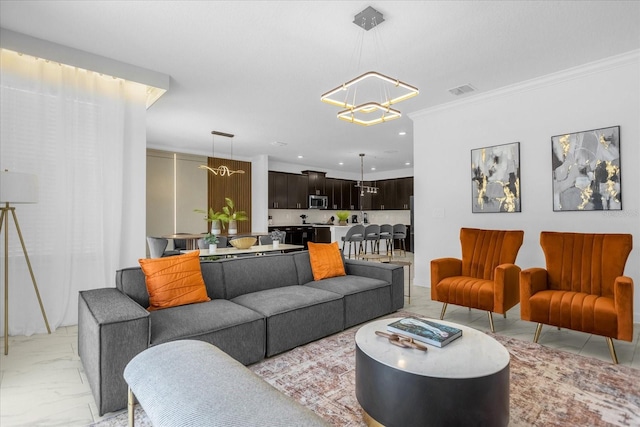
[78,250,404,415]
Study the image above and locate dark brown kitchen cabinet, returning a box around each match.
[268,171,288,209]
[396,177,413,210]
[304,171,326,196]
[326,178,340,210]
[287,174,308,209]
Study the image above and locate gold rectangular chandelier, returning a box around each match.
[320,7,419,126]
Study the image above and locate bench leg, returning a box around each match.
[128,387,136,427]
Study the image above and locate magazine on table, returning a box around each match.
[387,317,462,348]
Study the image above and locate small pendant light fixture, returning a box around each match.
[199,130,245,176]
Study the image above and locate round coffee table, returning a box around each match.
[355,318,510,427]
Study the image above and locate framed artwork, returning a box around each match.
[551,126,621,212]
[471,142,521,213]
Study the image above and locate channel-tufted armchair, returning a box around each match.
[431,228,524,332]
[520,231,634,363]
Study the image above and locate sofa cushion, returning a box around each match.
[231,286,344,356]
[529,290,618,338]
[307,242,346,281]
[306,275,392,328]
[221,253,299,299]
[149,299,266,364]
[433,276,495,311]
[139,251,211,311]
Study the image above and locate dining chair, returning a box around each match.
[146,236,178,258]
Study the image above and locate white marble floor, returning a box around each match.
[1,254,639,426]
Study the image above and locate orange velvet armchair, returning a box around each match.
[520,232,633,363]
[431,228,524,332]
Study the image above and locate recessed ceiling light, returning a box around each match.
[405,162,411,166]
[371,167,376,171]
[339,162,344,165]
[297,155,303,159]
[398,131,406,136]
[271,141,287,146]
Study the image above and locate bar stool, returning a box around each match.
[363,224,380,254]
[379,224,394,257]
[341,225,364,259]
[392,224,407,257]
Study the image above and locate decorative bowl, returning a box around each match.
[230,237,257,249]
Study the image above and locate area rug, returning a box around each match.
[91,312,640,427]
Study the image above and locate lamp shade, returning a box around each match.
[0,171,38,204]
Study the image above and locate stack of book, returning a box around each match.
[387,317,462,348]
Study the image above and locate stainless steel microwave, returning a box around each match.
[309,195,328,209]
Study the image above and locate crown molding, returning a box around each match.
[410,49,640,119]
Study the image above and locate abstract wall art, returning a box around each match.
[471,142,521,213]
[551,126,621,212]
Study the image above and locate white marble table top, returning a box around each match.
[181,244,304,257]
[356,318,509,379]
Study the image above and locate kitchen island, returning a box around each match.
[268,223,410,254]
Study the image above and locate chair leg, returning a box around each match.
[439,303,448,320]
[503,313,507,319]
[533,323,543,343]
[487,312,495,333]
[128,387,136,427]
[606,337,619,364]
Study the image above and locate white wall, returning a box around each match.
[252,155,270,233]
[410,51,640,322]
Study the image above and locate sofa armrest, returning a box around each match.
[430,258,462,300]
[519,268,548,321]
[78,288,150,415]
[614,275,634,341]
[493,263,521,314]
[345,259,404,310]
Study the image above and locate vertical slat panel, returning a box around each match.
[207,157,252,236]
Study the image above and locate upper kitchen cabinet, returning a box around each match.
[287,173,308,209]
[304,170,326,196]
[326,178,339,210]
[396,177,414,210]
[268,171,288,209]
[268,171,308,209]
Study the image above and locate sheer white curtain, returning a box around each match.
[0,49,147,335]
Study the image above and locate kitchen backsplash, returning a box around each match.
[268,209,410,226]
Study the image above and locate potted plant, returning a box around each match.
[336,210,350,226]
[219,197,248,235]
[203,233,219,252]
[194,207,225,235]
[270,229,285,248]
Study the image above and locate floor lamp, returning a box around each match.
[0,170,51,355]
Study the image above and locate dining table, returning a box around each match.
[181,244,304,258]
[162,233,206,250]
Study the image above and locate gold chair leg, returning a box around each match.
[128,387,136,427]
[439,303,448,320]
[533,323,543,343]
[487,311,495,333]
[606,337,619,364]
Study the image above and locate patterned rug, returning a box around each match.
[92,313,640,426]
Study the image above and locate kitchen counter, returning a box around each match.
[269,224,411,253]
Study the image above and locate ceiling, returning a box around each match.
[1,1,639,175]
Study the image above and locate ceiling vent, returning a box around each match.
[448,84,476,96]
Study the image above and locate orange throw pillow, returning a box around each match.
[138,250,210,311]
[307,241,346,281]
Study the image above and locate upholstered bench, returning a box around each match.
[123,340,330,427]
